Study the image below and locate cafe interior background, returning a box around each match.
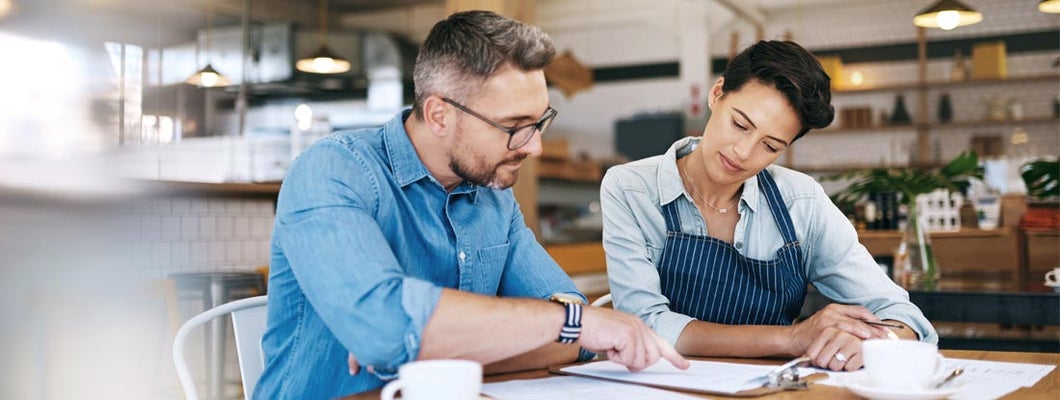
[0,0,1057,399]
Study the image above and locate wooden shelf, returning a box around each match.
[833,73,1060,95]
[142,180,282,198]
[818,116,1058,135]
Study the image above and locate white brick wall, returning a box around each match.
[131,197,274,278]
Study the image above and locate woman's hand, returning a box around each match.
[789,304,892,371]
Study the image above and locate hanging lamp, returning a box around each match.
[1040,0,1060,13]
[296,0,351,74]
[913,0,983,30]
[187,0,230,87]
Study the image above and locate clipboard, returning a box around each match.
[548,356,827,398]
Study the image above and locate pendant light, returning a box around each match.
[1040,0,1060,13]
[187,0,230,87]
[296,0,351,74]
[913,0,983,30]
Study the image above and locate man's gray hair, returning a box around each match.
[411,10,555,119]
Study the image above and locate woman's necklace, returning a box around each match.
[679,161,739,214]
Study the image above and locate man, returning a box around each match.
[255,10,687,398]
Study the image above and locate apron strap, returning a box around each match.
[756,169,804,267]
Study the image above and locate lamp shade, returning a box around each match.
[1041,0,1060,13]
[296,45,352,74]
[186,64,230,87]
[913,0,983,30]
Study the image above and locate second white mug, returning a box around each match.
[862,339,948,390]
[379,359,482,400]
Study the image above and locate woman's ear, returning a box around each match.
[708,77,725,110]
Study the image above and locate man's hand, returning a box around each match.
[791,304,892,371]
[579,306,689,372]
[346,353,375,376]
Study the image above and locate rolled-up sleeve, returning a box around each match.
[804,185,938,344]
[275,140,442,369]
[601,170,694,346]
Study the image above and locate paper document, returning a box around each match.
[481,376,702,400]
[558,359,817,395]
[817,357,1056,400]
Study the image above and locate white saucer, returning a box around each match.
[844,377,961,400]
[1045,281,1060,293]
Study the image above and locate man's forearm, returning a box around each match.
[417,289,566,365]
[483,343,579,375]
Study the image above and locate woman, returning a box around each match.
[601,40,937,372]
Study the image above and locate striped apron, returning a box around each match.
[658,170,807,325]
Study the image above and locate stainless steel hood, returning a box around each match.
[162,22,416,99]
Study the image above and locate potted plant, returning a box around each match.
[824,151,984,290]
[1019,159,1059,230]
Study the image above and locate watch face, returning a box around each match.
[550,293,584,305]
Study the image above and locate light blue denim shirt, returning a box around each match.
[601,137,937,346]
[256,109,584,399]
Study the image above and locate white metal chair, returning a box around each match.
[590,293,612,307]
[173,295,268,400]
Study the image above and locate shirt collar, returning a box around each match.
[657,136,760,213]
[382,108,479,200]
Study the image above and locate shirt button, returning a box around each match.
[458,251,466,261]
[735,242,743,250]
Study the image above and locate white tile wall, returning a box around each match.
[131,197,275,277]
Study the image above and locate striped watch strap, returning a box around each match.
[557,302,582,344]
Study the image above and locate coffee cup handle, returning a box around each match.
[931,354,949,381]
[379,378,405,400]
[1047,270,1057,284]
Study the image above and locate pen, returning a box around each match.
[863,320,905,329]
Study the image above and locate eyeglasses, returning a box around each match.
[442,97,558,150]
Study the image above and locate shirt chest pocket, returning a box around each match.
[469,242,510,294]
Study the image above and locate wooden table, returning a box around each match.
[341,350,1058,399]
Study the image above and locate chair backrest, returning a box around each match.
[590,293,612,308]
[173,295,268,400]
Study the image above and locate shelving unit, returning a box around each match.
[787,27,1060,173]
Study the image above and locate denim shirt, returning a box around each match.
[255,110,583,399]
[601,137,937,346]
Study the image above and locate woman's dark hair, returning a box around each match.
[722,40,834,141]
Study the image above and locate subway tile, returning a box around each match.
[162,216,181,241]
[172,242,191,269]
[191,199,210,215]
[151,198,172,215]
[171,198,191,215]
[141,216,162,241]
[208,242,225,264]
[234,217,251,239]
[191,242,209,268]
[198,217,216,240]
[225,241,243,263]
[181,216,199,240]
[208,199,226,216]
[152,242,172,269]
[216,217,234,239]
[243,241,265,265]
[251,217,272,239]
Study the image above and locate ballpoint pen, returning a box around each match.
[862,320,905,329]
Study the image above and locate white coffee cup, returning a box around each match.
[1046,267,1060,285]
[380,359,482,400]
[862,340,948,391]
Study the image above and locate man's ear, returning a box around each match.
[707,77,725,111]
[422,96,451,137]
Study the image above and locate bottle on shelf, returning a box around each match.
[937,93,953,123]
[890,94,912,125]
[950,50,970,82]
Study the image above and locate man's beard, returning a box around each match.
[450,153,527,189]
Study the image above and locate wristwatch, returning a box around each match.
[549,293,584,344]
